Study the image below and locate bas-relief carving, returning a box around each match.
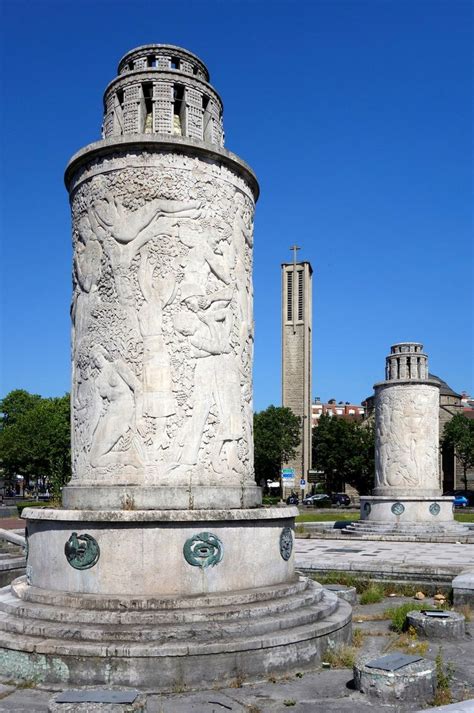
[375,385,439,491]
[70,153,255,485]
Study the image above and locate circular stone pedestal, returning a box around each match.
[323,584,357,605]
[344,496,472,540]
[407,610,466,639]
[0,507,352,691]
[354,654,436,703]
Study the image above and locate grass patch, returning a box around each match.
[431,648,454,706]
[296,512,359,523]
[322,644,357,669]
[359,584,385,605]
[352,628,365,647]
[454,512,474,522]
[311,571,366,591]
[390,627,429,655]
[384,602,437,632]
[262,496,281,506]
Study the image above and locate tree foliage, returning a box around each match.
[442,413,474,490]
[0,390,71,499]
[312,415,375,495]
[254,405,301,484]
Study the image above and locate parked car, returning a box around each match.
[304,494,332,508]
[330,493,351,506]
[453,494,468,508]
[443,490,474,507]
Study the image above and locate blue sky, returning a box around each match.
[0,0,472,411]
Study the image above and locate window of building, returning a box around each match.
[171,57,180,70]
[147,56,157,68]
[202,95,212,142]
[141,83,153,133]
[173,84,185,135]
[297,270,303,321]
[286,271,293,321]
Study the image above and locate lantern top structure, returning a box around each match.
[101,43,224,147]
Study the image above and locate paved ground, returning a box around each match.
[0,518,23,530]
[295,537,474,581]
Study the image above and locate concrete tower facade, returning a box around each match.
[0,45,350,689]
[281,260,313,494]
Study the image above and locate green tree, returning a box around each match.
[0,390,71,499]
[442,413,474,491]
[312,415,375,495]
[253,405,301,484]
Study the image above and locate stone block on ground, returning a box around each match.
[323,583,357,604]
[452,570,474,607]
[353,653,436,703]
[407,609,466,639]
[48,688,146,712]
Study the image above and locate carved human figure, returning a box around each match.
[72,214,103,340]
[220,192,253,357]
[174,223,231,303]
[87,180,201,310]
[173,294,244,475]
[137,247,177,455]
[89,345,143,469]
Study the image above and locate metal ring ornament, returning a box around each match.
[429,502,441,516]
[64,532,100,570]
[391,502,405,516]
[280,527,293,561]
[183,532,223,568]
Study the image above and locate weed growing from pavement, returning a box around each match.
[431,648,454,706]
[359,584,385,605]
[383,602,437,632]
[389,627,429,656]
[352,627,365,647]
[322,644,357,669]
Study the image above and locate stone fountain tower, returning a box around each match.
[0,44,350,690]
[351,342,469,537]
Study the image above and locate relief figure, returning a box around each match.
[87,187,201,310]
[137,248,177,455]
[175,224,231,303]
[72,214,103,340]
[174,294,244,475]
[89,345,143,469]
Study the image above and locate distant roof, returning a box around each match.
[428,374,462,398]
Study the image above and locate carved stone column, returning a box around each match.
[356,342,465,531]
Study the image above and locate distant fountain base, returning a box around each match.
[343,496,474,541]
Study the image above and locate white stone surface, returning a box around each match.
[26,508,296,596]
[65,148,259,508]
[374,382,440,495]
[360,496,454,523]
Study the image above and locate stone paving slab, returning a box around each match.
[295,537,474,580]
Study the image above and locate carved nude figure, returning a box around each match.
[137,247,177,454]
[174,294,244,475]
[220,192,254,357]
[174,223,231,303]
[72,214,103,340]
[87,181,201,310]
[89,345,143,469]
